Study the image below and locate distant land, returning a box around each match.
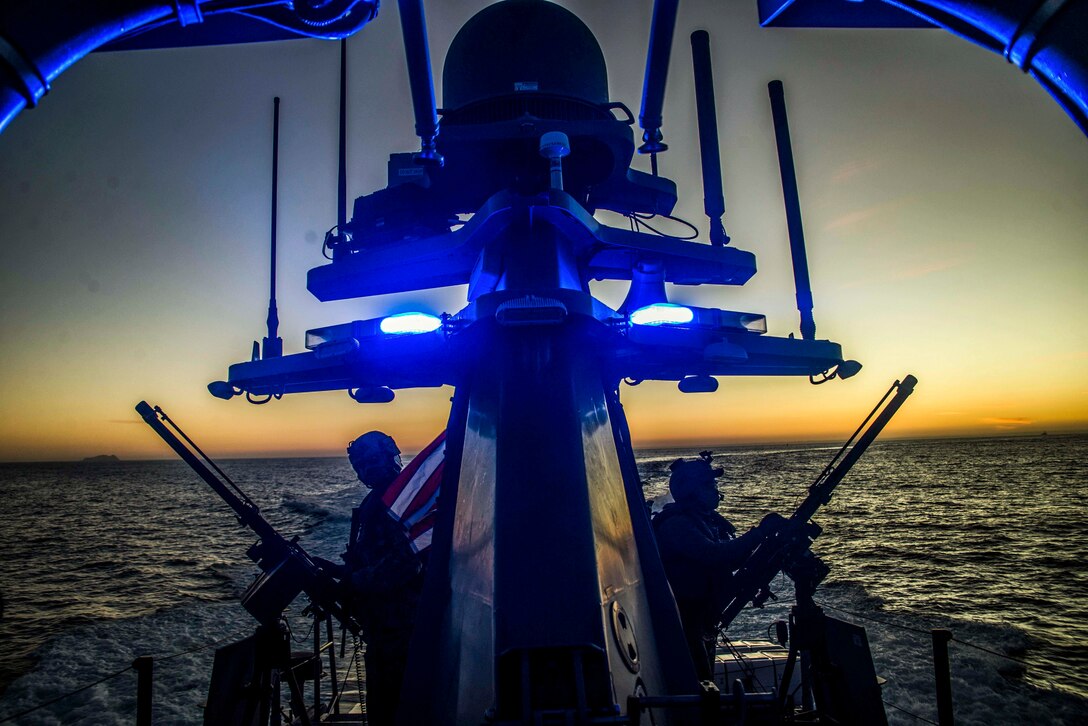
[82,454,120,463]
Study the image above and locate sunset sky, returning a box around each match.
[0,1,1085,461]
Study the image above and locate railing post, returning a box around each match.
[931,629,954,726]
[313,611,322,713]
[132,655,153,726]
[326,614,340,714]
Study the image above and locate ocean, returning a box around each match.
[0,435,1085,724]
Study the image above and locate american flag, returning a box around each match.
[380,431,445,553]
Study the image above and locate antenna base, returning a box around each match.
[416,138,445,167]
[262,337,283,359]
[638,128,668,155]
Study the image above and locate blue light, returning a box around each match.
[629,303,694,326]
[379,312,442,335]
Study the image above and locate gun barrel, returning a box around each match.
[716,375,917,629]
[795,375,916,524]
[136,401,361,634]
[135,401,279,545]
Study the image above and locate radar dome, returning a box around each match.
[442,0,608,112]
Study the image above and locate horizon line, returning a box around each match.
[1,430,1083,466]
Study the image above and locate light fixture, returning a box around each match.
[630,303,694,326]
[836,360,863,379]
[379,312,442,335]
[678,375,718,393]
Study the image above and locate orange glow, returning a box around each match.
[0,1,1085,462]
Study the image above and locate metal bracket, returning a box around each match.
[1004,0,1072,72]
[173,1,204,28]
[0,34,49,106]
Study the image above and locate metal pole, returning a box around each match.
[638,0,679,155]
[398,0,443,165]
[768,80,816,341]
[326,614,340,714]
[313,610,322,713]
[690,30,729,247]
[338,40,347,235]
[263,96,282,358]
[132,656,153,726]
[932,629,954,725]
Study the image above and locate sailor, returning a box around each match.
[341,431,426,726]
[653,453,785,680]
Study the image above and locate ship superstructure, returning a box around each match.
[201,2,870,722]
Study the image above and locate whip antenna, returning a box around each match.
[638,0,680,175]
[338,39,348,235]
[769,80,816,341]
[399,0,444,166]
[262,96,283,359]
[690,30,729,247]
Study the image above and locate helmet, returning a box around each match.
[347,431,402,489]
[668,456,724,509]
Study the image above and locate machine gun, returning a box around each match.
[135,401,361,635]
[716,375,917,630]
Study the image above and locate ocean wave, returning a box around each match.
[1,438,1086,721]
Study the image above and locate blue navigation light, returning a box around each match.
[379,312,442,335]
[630,303,694,326]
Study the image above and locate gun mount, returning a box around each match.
[136,402,359,636]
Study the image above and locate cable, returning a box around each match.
[158,628,249,662]
[882,699,938,725]
[0,624,256,723]
[0,666,132,724]
[629,212,700,240]
[354,636,367,722]
[718,637,771,693]
[950,637,1031,667]
[810,379,898,491]
[815,601,931,636]
[154,405,259,510]
[322,224,340,260]
[817,600,1038,669]
[291,616,317,645]
[331,640,360,713]
[817,600,1073,689]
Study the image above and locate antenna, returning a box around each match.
[262,96,283,359]
[690,30,729,247]
[768,80,816,341]
[338,39,347,236]
[638,0,680,174]
[398,0,444,166]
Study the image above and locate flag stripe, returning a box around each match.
[408,509,437,540]
[381,431,445,511]
[402,460,443,522]
[387,441,445,517]
[381,430,446,553]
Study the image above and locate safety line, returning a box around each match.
[158,627,249,662]
[816,599,1042,669]
[0,627,248,722]
[330,640,360,713]
[882,698,939,725]
[949,637,1031,666]
[0,665,132,724]
[817,601,937,636]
